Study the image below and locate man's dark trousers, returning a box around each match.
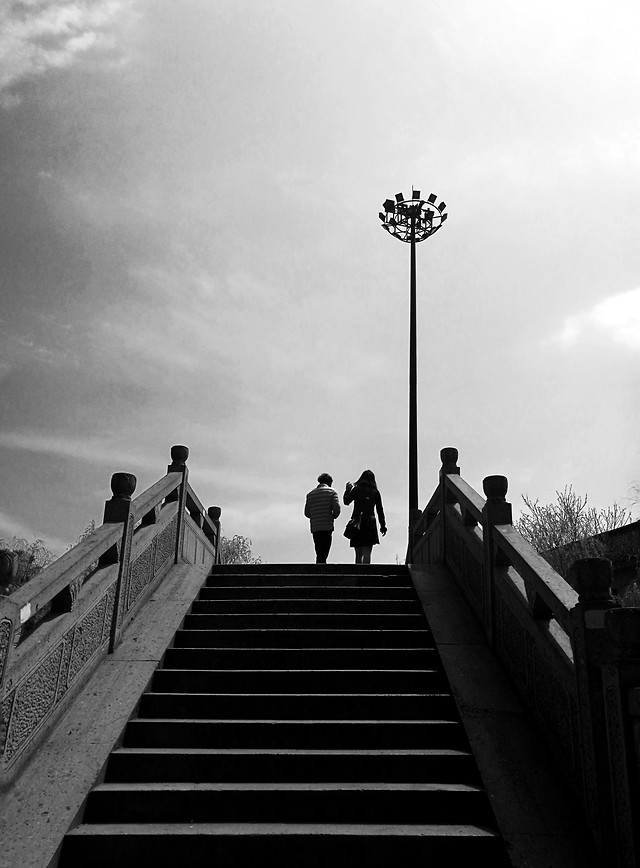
[312,531,332,564]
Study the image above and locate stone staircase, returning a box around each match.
[59,564,511,866]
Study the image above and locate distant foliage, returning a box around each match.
[0,537,56,595]
[0,520,98,596]
[515,485,632,580]
[69,519,97,547]
[219,534,263,565]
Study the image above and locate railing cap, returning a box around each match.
[570,557,614,603]
[440,446,458,464]
[170,445,189,465]
[483,475,508,501]
[110,472,137,500]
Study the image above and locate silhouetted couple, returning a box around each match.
[304,470,387,565]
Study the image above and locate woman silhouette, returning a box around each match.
[343,470,387,564]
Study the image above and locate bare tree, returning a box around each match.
[514,485,632,580]
[219,534,263,565]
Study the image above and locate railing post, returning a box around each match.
[207,507,222,563]
[0,598,19,769]
[406,507,423,564]
[601,608,640,868]
[0,561,19,681]
[166,445,189,564]
[570,557,622,867]
[100,472,137,654]
[439,447,460,567]
[481,475,512,646]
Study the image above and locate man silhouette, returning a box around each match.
[304,473,341,564]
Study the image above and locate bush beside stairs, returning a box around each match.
[60,564,511,866]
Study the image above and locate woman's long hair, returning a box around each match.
[355,469,377,489]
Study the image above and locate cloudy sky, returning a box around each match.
[0,0,638,565]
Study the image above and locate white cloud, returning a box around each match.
[0,508,68,552]
[0,430,157,470]
[0,0,134,101]
[550,288,640,352]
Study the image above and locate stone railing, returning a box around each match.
[0,445,221,787]
[409,447,640,868]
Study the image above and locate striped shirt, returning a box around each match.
[304,485,341,532]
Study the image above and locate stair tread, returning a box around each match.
[187,614,425,617]
[144,692,449,698]
[158,672,440,680]
[131,718,461,724]
[59,564,507,863]
[203,588,415,593]
[169,644,435,656]
[177,631,431,636]
[93,782,484,793]
[67,822,501,837]
[112,747,472,756]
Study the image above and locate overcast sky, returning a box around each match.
[0,0,638,565]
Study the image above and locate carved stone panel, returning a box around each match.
[67,595,108,686]
[445,530,463,578]
[4,645,63,763]
[0,692,15,754]
[0,616,12,691]
[127,541,155,612]
[463,550,485,616]
[532,643,577,774]
[54,629,75,704]
[101,582,117,645]
[498,598,528,691]
[154,516,177,572]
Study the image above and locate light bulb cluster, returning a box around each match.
[379,190,448,243]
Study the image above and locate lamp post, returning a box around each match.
[379,189,448,547]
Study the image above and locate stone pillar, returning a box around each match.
[207,507,222,562]
[167,445,189,564]
[439,447,460,567]
[100,472,137,654]
[0,555,19,693]
[481,475,512,646]
[599,607,640,867]
[570,557,623,866]
[0,593,19,766]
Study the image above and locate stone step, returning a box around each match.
[122,719,469,750]
[151,669,448,694]
[173,629,432,648]
[205,574,412,588]
[191,598,422,613]
[57,565,509,867]
[137,692,459,720]
[61,822,511,867]
[209,564,408,577]
[104,747,483,784]
[198,585,418,600]
[83,782,496,825]
[162,647,438,670]
[183,613,427,630]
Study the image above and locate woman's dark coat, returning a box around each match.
[343,483,386,548]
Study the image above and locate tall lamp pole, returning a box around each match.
[379,189,448,546]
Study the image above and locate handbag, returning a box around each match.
[343,514,362,540]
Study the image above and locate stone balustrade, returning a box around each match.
[409,447,640,868]
[0,445,221,787]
